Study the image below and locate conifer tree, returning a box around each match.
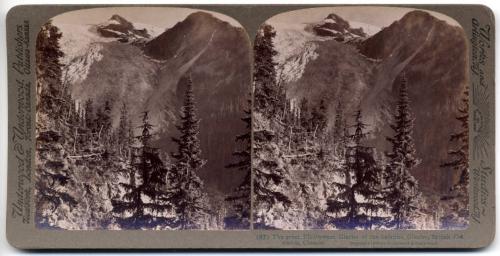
[385,73,423,229]
[440,87,469,229]
[327,110,387,229]
[442,87,469,186]
[169,76,209,229]
[112,111,172,229]
[252,23,291,229]
[35,21,80,228]
[36,20,64,120]
[224,99,251,229]
[253,24,281,118]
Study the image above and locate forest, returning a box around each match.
[35,21,250,230]
[252,24,469,230]
[35,18,469,231]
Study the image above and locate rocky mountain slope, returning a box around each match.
[274,10,468,193]
[97,14,151,42]
[312,13,368,41]
[56,12,251,196]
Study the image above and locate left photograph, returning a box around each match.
[35,7,251,230]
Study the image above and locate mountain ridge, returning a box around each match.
[96,14,153,43]
[277,10,468,193]
[59,12,251,195]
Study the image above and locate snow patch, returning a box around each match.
[133,22,165,38]
[55,23,113,65]
[349,21,381,36]
[271,22,327,83]
[63,43,104,85]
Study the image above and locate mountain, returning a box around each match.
[276,10,468,193]
[57,15,162,67]
[312,13,368,42]
[142,11,251,195]
[271,13,376,86]
[58,12,251,196]
[96,14,161,44]
[271,22,325,84]
[358,10,468,193]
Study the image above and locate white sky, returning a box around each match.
[51,7,242,28]
[267,6,461,29]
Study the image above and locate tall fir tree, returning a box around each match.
[253,23,281,118]
[169,76,209,229]
[36,20,64,121]
[252,23,291,229]
[440,87,469,229]
[327,110,388,229]
[112,111,172,229]
[224,99,251,229]
[441,87,469,186]
[385,73,423,229]
[35,21,80,228]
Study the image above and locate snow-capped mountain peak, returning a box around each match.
[96,14,160,43]
[55,23,112,65]
[312,13,369,42]
[55,15,166,87]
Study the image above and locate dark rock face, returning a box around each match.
[312,13,367,40]
[288,10,468,193]
[143,12,252,195]
[97,14,150,42]
[359,10,468,193]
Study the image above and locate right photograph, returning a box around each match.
[252,7,469,230]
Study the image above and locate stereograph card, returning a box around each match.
[5,4,495,249]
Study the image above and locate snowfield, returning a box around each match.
[55,23,114,65]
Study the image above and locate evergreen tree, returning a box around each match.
[327,110,387,229]
[385,73,423,229]
[34,21,81,228]
[112,111,172,229]
[169,76,209,229]
[252,142,291,229]
[252,24,291,229]
[441,87,469,186]
[224,99,251,229]
[36,20,64,120]
[440,87,469,229]
[253,24,281,118]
